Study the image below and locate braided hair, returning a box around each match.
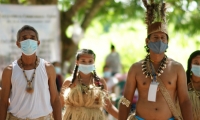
[71,49,103,88]
[186,50,200,84]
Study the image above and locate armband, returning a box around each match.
[119,96,131,107]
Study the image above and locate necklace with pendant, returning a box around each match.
[142,54,167,80]
[20,56,38,94]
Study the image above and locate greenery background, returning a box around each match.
[1,0,200,76]
[79,19,200,75]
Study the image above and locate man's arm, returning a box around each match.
[45,62,62,120]
[0,65,12,120]
[176,63,193,120]
[118,64,137,120]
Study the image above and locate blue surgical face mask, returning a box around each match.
[191,64,200,77]
[55,67,61,74]
[20,39,38,56]
[103,71,112,78]
[78,64,95,74]
[148,40,168,54]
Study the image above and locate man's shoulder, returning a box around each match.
[43,59,54,68]
[131,59,144,67]
[1,64,13,78]
[3,64,12,72]
[168,58,183,66]
[128,59,144,73]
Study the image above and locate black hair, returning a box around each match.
[71,49,103,88]
[52,61,59,66]
[186,50,200,84]
[111,44,115,50]
[17,25,39,41]
[144,34,169,53]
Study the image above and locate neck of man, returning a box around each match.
[149,52,165,64]
[21,54,37,66]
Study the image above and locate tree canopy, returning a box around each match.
[1,0,200,64]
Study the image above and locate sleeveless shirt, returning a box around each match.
[8,58,52,119]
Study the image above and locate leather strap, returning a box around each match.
[157,77,183,120]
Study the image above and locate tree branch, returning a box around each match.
[81,0,107,30]
[65,0,88,24]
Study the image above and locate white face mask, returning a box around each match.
[20,39,38,56]
[55,67,61,74]
[191,64,200,77]
[78,64,95,74]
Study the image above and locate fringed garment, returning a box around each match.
[188,91,200,120]
[63,83,107,120]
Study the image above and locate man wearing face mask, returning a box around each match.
[119,0,193,120]
[103,65,118,93]
[0,25,62,120]
[105,44,122,76]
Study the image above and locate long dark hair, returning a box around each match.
[71,49,102,88]
[186,50,200,84]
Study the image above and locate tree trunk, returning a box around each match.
[9,0,18,4]
[82,0,107,30]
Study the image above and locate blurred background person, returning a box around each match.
[186,50,200,120]
[105,44,122,76]
[114,73,138,114]
[102,65,119,120]
[52,61,64,93]
[103,65,119,93]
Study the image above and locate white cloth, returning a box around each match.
[8,58,52,119]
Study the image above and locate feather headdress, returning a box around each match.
[142,0,168,36]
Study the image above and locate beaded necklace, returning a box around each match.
[20,56,38,93]
[142,54,167,81]
[78,74,94,94]
[188,80,200,98]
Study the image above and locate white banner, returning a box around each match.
[0,5,60,80]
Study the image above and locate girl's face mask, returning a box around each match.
[191,64,200,77]
[20,39,38,56]
[78,64,95,74]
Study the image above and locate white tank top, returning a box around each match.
[8,58,53,119]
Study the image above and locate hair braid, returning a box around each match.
[71,64,79,84]
[93,70,104,89]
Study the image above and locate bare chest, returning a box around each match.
[136,66,177,92]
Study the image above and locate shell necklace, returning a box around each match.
[20,56,38,93]
[142,54,167,81]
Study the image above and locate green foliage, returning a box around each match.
[0,0,9,3]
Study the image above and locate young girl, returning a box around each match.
[61,49,118,120]
[186,50,200,120]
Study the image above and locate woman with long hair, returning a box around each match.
[186,50,200,120]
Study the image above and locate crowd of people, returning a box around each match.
[0,0,199,120]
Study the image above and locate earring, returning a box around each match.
[190,71,193,76]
